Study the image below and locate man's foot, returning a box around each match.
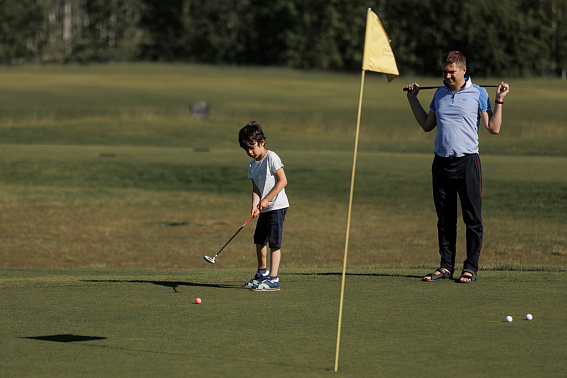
[422,268,452,281]
[457,269,477,283]
[252,276,280,291]
[244,269,269,288]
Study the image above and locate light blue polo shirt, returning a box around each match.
[429,78,491,157]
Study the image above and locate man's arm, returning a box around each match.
[481,82,509,135]
[406,83,437,132]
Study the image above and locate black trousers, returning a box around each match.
[432,154,483,273]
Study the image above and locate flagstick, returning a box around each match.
[334,69,366,372]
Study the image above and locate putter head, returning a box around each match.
[203,255,216,264]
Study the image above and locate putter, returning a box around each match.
[204,214,255,264]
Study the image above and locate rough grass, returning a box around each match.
[0,64,566,271]
[0,146,565,270]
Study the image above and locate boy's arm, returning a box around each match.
[251,180,261,217]
[259,167,287,211]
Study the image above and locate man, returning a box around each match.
[406,51,509,283]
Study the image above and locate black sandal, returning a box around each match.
[422,268,453,282]
[457,269,477,283]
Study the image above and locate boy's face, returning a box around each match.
[243,140,266,160]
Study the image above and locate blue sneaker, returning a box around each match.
[252,276,280,291]
[244,270,270,288]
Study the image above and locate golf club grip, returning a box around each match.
[402,86,438,91]
[403,85,499,91]
[242,214,254,227]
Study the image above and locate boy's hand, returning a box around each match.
[259,198,270,211]
[252,207,261,218]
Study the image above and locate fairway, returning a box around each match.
[1,269,565,377]
[1,64,566,375]
[1,64,566,270]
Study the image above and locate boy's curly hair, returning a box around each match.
[239,121,266,148]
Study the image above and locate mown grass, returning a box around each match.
[0,146,565,269]
[1,269,566,377]
[1,65,566,152]
[1,64,566,376]
[0,64,566,270]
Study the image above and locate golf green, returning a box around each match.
[1,269,565,376]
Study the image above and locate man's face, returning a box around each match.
[442,62,466,90]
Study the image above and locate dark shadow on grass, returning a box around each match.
[282,272,424,279]
[81,279,243,293]
[22,334,107,343]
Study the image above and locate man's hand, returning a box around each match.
[406,83,420,97]
[495,81,509,102]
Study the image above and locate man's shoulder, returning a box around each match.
[467,84,490,109]
[469,83,488,95]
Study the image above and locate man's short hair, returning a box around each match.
[442,51,467,68]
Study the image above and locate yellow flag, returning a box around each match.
[361,9,399,81]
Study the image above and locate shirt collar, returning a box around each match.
[443,77,472,91]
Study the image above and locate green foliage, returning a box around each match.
[1,0,566,76]
[375,0,567,77]
[0,0,43,64]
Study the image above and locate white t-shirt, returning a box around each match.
[248,150,289,213]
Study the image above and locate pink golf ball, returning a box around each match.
[196,298,202,304]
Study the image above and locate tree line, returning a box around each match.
[0,0,565,77]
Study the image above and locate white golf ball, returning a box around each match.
[506,316,513,322]
[526,314,533,320]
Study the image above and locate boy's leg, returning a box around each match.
[256,244,267,270]
[244,215,271,287]
[243,244,269,287]
[253,213,270,275]
[267,208,286,277]
[269,248,281,277]
[252,209,286,291]
[253,248,281,291]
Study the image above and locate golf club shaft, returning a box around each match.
[213,214,254,258]
[403,85,499,91]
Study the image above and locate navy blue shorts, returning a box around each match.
[254,208,288,249]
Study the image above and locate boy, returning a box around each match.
[239,121,289,291]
